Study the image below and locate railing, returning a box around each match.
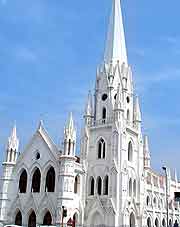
[89,118,138,130]
[91,117,114,127]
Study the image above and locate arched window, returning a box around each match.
[74,175,80,194]
[155,218,159,227]
[97,177,102,195]
[130,212,135,227]
[73,213,78,226]
[169,219,172,227]
[128,141,133,162]
[98,139,105,159]
[147,217,151,227]
[102,107,106,123]
[133,179,136,197]
[45,167,55,192]
[146,196,150,206]
[129,178,132,196]
[15,210,22,226]
[89,177,95,195]
[162,218,166,227]
[153,197,157,207]
[28,211,36,227]
[31,168,41,193]
[127,109,130,121]
[43,211,52,225]
[103,175,109,195]
[19,169,27,193]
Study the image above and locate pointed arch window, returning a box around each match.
[31,168,41,193]
[133,179,136,197]
[19,169,27,193]
[147,217,152,227]
[98,138,106,159]
[128,141,133,162]
[129,178,132,196]
[15,210,22,226]
[43,211,52,225]
[28,211,36,227]
[89,177,95,195]
[97,176,102,195]
[74,175,80,194]
[103,175,109,195]
[45,167,55,192]
[102,107,106,123]
[127,109,130,121]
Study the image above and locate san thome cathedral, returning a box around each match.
[0,0,180,227]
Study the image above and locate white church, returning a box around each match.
[0,0,180,227]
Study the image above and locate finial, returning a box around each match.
[38,120,44,130]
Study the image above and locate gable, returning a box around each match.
[16,128,59,170]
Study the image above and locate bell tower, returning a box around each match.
[81,0,144,226]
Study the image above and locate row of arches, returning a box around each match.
[15,209,52,227]
[89,176,109,196]
[19,166,55,193]
[147,216,176,227]
[146,195,165,209]
[129,178,136,197]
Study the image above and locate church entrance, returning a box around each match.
[129,212,135,227]
[28,211,36,227]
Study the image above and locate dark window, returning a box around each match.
[74,176,79,194]
[19,169,27,193]
[127,96,130,103]
[103,175,109,195]
[28,211,36,227]
[128,142,133,162]
[90,177,95,195]
[31,168,41,193]
[36,152,40,160]
[43,211,52,226]
[147,217,151,227]
[45,167,55,192]
[102,108,106,120]
[102,94,108,101]
[98,139,105,159]
[15,210,22,226]
[97,177,102,195]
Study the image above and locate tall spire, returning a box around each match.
[104,0,127,64]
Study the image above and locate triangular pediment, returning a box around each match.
[16,125,59,170]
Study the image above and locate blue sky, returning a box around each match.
[0,0,180,176]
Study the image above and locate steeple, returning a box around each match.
[84,91,93,126]
[5,124,19,163]
[104,0,127,64]
[64,113,76,156]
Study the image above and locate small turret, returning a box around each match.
[5,124,19,163]
[64,113,76,156]
[114,84,124,122]
[84,91,93,126]
[143,135,150,168]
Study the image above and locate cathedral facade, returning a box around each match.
[0,0,180,227]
